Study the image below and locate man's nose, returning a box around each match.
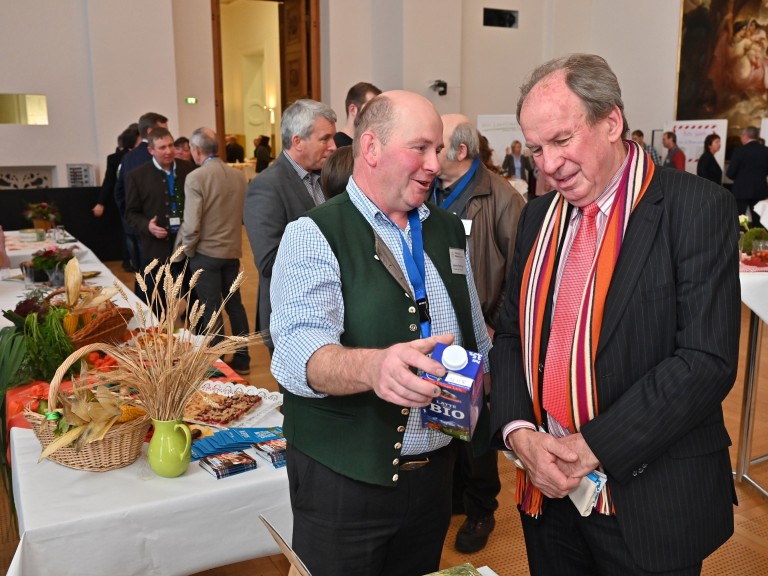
[540,147,564,176]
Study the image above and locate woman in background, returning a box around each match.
[697,133,723,184]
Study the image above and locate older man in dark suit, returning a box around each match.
[726,126,768,227]
[491,54,739,575]
[243,99,337,349]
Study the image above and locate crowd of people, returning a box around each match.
[88,55,765,575]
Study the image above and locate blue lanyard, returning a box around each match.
[432,157,480,209]
[167,168,177,213]
[397,209,431,338]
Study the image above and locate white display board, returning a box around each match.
[760,118,768,142]
[476,114,524,168]
[664,120,728,176]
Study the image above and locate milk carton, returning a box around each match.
[420,343,484,441]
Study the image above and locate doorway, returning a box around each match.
[213,0,320,161]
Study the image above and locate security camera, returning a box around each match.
[429,80,448,97]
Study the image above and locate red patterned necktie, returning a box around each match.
[543,202,600,428]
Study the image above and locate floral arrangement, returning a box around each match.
[31,246,76,271]
[24,202,60,223]
[739,214,749,233]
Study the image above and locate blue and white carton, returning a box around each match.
[420,343,484,441]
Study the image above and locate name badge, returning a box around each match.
[169,217,181,227]
[449,248,466,275]
[462,219,472,236]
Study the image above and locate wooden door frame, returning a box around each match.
[210,0,321,154]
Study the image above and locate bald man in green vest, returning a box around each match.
[270,90,492,575]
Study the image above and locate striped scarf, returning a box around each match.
[516,140,654,517]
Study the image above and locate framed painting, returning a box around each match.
[677,0,768,152]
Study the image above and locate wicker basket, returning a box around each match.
[44,288,133,350]
[23,343,150,472]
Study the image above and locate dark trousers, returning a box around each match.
[452,440,500,518]
[140,257,189,316]
[519,496,703,576]
[189,253,250,364]
[736,199,766,229]
[287,444,454,576]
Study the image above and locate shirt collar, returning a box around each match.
[347,177,430,227]
[283,150,318,183]
[152,157,175,175]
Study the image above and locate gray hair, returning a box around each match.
[446,122,479,161]
[190,127,218,155]
[744,126,760,140]
[517,53,629,138]
[281,99,337,150]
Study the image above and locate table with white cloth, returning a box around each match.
[229,161,256,182]
[736,270,768,497]
[1,233,145,328]
[8,411,291,576]
[4,233,293,575]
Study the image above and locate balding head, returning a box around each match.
[437,113,479,187]
[352,90,443,226]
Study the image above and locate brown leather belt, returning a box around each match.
[399,447,447,471]
[399,458,430,471]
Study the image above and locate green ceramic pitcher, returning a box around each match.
[147,418,192,477]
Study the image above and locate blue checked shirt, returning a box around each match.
[270,177,492,455]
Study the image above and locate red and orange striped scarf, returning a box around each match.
[516,140,654,517]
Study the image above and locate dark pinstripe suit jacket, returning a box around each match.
[490,166,740,572]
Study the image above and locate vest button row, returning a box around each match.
[392,474,399,482]
[631,463,648,477]
[397,425,405,433]
[409,324,418,332]
[401,408,409,416]
[408,306,416,314]
[394,442,402,450]
[392,458,399,466]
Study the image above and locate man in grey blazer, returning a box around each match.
[491,54,739,575]
[180,127,251,374]
[244,99,337,350]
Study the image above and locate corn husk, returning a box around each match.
[64,258,82,307]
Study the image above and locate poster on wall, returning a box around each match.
[664,119,728,175]
[676,0,768,151]
[476,114,524,168]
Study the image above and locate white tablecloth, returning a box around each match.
[8,411,291,576]
[0,234,147,329]
[753,199,768,223]
[3,230,71,268]
[740,271,768,323]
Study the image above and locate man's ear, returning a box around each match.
[458,143,470,162]
[348,103,359,120]
[291,134,303,152]
[605,106,624,143]
[359,131,378,166]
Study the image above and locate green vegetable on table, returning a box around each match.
[740,227,768,255]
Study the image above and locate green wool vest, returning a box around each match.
[281,193,484,486]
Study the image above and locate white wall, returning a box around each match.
[592,0,682,140]
[1,0,682,186]
[0,0,181,186]
[322,0,375,126]
[172,0,217,139]
[321,0,682,147]
[403,0,462,115]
